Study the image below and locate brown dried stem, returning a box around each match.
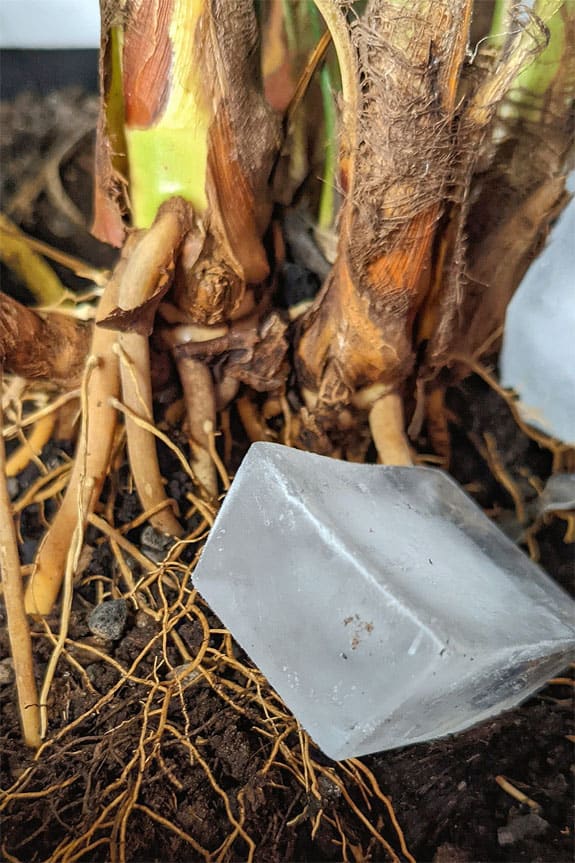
[297,0,474,461]
[0,369,41,747]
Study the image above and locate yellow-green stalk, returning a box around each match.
[502,0,571,123]
[121,0,210,228]
[308,0,338,231]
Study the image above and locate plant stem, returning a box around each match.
[122,0,211,228]
[309,1,338,231]
[312,0,359,226]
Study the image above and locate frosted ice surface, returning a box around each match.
[193,443,575,760]
[501,181,575,444]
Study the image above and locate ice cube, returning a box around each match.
[193,443,575,760]
[501,178,575,444]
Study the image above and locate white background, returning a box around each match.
[0,0,99,48]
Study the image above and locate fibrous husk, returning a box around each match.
[448,2,575,366]
[296,0,474,447]
[296,0,571,459]
[420,1,572,375]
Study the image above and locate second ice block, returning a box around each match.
[193,443,575,760]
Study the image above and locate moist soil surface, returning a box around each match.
[1,89,573,863]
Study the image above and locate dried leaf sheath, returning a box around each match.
[296,0,473,427]
[449,1,575,364]
[419,1,562,373]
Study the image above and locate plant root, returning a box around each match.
[117,332,183,537]
[369,392,412,466]
[23,259,126,616]
[176,356,218,499]
[109,206,192,535]
[237,393,272,443]
[0,370,41,747]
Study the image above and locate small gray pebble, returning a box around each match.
[141,525,176,562]
[141,525,175,552]
[318,774,341,802]
[7,477,19,500]
[87,599,128,641]
[498,812,549,846]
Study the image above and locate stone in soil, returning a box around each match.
[87,599,128,641]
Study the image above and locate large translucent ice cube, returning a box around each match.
[193,443,575,760]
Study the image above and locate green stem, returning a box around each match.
[309,1,337,230]
[122,0,210,229]
[488,0,514,53]
[311,0,359,235]
[501,0,568,124]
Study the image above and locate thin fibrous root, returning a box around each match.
[369,392,412,466]
[176,356,218,500]
[23,254,128,616]
[0,369,41,746]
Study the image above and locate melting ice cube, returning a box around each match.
[501,183,575,444]
[193,443,575,760]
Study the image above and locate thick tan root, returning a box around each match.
[118,332,183,536]
[369,393,412,466]
[176,356,218,499]
[116,208,188,537]
[0,370,41,746]
[24,264,125,616]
